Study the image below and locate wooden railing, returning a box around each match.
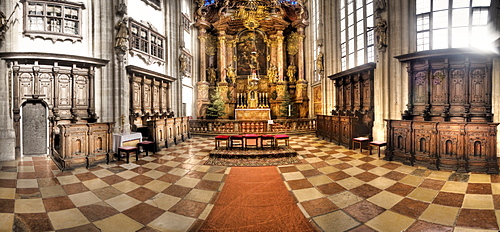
[189,119,316,134]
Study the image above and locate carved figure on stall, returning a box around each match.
[287,65,297,82]
[226,65,236,84]
[207,66,217,83]
[115,17,129,52]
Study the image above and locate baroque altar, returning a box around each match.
[194,0,309,119]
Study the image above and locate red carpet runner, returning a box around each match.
[199,166,315,231]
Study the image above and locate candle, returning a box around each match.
[288,105,291,117]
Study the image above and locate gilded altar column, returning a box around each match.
[293,21,309,118]
[195,21,211,119]
[275,31,285,82]
[217,30,230,118]
[274,31,288,118]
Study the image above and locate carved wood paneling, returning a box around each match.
[325,63,375,145]
[316,115,367,149]
[127,65,175,129]
[402,55,492,122]
[52,123,113,170]
[394,51,497,173]
[386,120,498,173]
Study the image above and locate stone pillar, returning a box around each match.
[114,50,130,134]
[0,61,16,161]
[293,21,309,118]
[195,21,211,119]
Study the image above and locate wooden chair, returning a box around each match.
[215,135,230,150]
[353,137,370,153]
[116,146,138,163]
[274,134,290,148]
[244,134,260,149]
[229,135,244,149]
[137,141,155,156]
[369,141,387,157]
[260,134,275,149]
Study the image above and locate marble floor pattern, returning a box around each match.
[1,134,500,231]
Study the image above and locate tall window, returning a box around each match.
[416,0,491,51]
[312,0,321,82]
[130,20,165,60]
[340,0,374,71]
[24,1,83,40]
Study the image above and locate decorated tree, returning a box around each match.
[279,91,292,118]
[206,88,226,119]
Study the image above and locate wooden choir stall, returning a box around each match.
[389,50,499,174]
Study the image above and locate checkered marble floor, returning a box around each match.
[1,134,500,231]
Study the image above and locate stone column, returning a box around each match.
[293,21,309,118]
[0,61,16,161]
[195,21,211,119]
[114,50,130,134]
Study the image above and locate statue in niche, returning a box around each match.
[179,53,188,75]
[316,51,324,74]
[207,66,217,83]
[115,17,129,52]
[226,65,236,84]
[287,65,297,82]
[267,65,278,83]
[375,18,388,50]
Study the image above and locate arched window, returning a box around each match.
[339,0,375,71]
[416,0,492,51]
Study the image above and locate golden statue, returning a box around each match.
[287,65,297,82]
[207,66,217,83]
[267,65,278,83]
[226,65,236,84]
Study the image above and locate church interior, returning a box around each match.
[0,0,500,231]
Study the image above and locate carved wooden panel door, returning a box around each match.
[22,102,47,156]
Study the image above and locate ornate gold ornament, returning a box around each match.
[286,32,302,56]
[234,1,270,30]
[205,34,217,56]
